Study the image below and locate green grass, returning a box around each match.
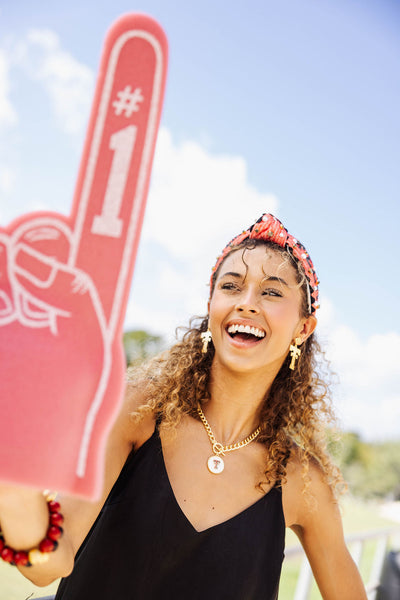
[1,499,399,600]
[0,561,59,600]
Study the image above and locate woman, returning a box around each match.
[0,214,366,599]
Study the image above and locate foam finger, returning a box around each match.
[69,14,168,337]
[0,235,14,322]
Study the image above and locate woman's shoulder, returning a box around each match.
[281,446,304,512]
[282,445,335,528]
[117,376,156,448]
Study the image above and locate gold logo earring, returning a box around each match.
[289,337,302,370]
[201,329,212,354]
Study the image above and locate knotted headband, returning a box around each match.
[210,213,319,314]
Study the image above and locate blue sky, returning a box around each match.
[0,0,399,440]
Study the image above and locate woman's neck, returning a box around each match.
[202,361,275,445]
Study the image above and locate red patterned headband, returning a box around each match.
[210,214,319,314]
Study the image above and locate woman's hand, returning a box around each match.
[0,485,75,586]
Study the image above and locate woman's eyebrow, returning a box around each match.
[263,275,289,287]
[219,271,243,279]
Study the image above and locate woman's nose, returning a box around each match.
[237,304,258,314]
[235,289,260,314]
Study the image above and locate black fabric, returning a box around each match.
[56,428,285,599]
[376,551,400,600]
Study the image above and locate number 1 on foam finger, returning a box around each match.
[91,125,138,238]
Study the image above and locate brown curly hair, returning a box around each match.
[129,239,343,497]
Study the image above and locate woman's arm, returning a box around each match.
[283,456,367,600]
[0,381,154,587]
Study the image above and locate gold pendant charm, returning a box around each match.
[207,455,224,474]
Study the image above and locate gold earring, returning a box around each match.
[289,337,302,370]
[201,329,212,354]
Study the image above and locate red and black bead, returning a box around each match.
[0,494,63,567]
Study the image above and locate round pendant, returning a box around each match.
[207,455,224,474]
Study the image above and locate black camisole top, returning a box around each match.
[56,426,285,599]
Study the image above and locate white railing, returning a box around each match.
[285,527,400,600]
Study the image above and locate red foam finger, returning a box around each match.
[71,14,168,336]
[0,236,14,322]
[14,244,59,286]
[0,15,168,499]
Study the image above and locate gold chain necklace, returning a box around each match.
[197,403,261,474]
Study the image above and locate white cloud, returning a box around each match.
[0,165,16,195]
[125,299,184,346]
[329,327,400,390]
[0,49,17,128]
[0,50,17,206]
[335,391,400,441]
[144,128,278,261]
[317,298,400,440]
[125,242,209,344]
[13,29,94,136]
[0,29,94,221]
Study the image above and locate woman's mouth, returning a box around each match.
[226,323,266,343]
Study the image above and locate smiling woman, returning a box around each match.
[209,245,315,375]
[0,214,367,600]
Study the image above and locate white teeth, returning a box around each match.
[227,324,265,338]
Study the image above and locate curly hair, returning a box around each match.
[129,239,344,497]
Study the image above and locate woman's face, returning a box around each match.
[208,245,317,378]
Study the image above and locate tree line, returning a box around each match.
[329,432,400,501]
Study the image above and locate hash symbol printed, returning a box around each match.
[112,86,144,117]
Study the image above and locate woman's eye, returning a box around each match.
[262,288,283,297]
[221,282,240,291]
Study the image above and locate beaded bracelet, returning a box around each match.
[0,491,64,567]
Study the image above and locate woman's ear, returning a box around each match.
[297,315,317,344]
